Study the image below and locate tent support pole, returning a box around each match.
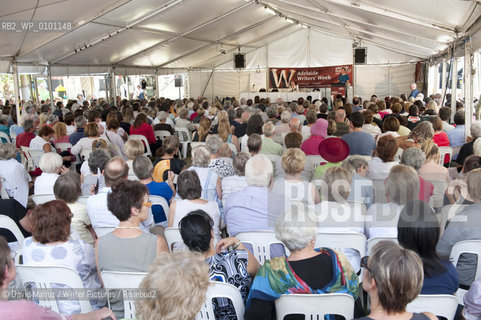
[28,75,34,103]
[12,60,21,122]
[451,52,457,124]
[110,67,116,107]
[47,64,55,109]
[464,39,473,137]
[34,76,39,105]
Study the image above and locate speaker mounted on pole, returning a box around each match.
[354,47,367,64]
[234,53,246,69]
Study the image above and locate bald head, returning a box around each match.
[104,156,129,187]
[241,112,250,123]
[289,117,300,132]
[335,109,346,122]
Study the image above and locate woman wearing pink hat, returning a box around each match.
[300,118,328,155]
[312,137,350,180]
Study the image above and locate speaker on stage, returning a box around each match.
[234,53,246,69]
[354,48,367,64]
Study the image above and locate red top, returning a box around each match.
[419,176,434,203]
[129,122,156,145]
[433,132,450,147]
[16,132,35,148]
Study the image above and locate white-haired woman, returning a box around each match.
[0,143,31,207]
[34,152,68,195]
[342,156,373,208]
[189,146,222,203]
[206,135,235,179]
[222,152,250,200]
[245,207,359,319]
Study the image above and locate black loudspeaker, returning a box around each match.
[234,53,246,69]
[141,79,147,89]
[174,76,182,87]
[354,48,367,64]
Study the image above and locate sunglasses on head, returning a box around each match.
[361,256,371,272]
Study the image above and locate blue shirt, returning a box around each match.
[338,74,349,84]
[69,128,85,145]
[421,260,459,294]
[409,88,419,98]
[341,131,376,156]
[447,125,465,148]
[146,181,173,223]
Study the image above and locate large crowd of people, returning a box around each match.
[0,91,480,319]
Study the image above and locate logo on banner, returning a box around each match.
[270,68,297,88]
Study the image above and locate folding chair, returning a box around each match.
[367,237,398,255]
[428,180,449,210]
[149,195,170,219]
[407,294,458,320]
[128,135,152,156]
[164,227,187,252]
[174,127,191,159]
[32,194,56,205]
[54,142,73,153]
[16,265,94,313]
[450,240,481,305]
[100,271,147,319]
[438,146,453,166]
[275,293,355,320]
[306,155,326,171]
[154,130,171,142]
[191,142,206,150]
[0,132,11,143]
[236,231,288,265]
[0,214,26,246]
[196,282,245,320]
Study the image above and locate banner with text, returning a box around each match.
[269,65,353,89]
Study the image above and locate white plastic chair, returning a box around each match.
[0,132,11,143]
[93,226,116,237]
[191,142,206,150]
[149,195,170,218]
[196,282,245,320]
[450,240,481,305]
[1,177,9,199]
[164,227,187,252]
[127,174,139,181]
[100,271,147,319]
[227,142,237,155]
[275,293,355,320]
[438,204,468,234]
[32,194,56,205]
[77,196,89,204]
[438,146,453,166]
[427,180,448,209]
[54,142,73,153]
[305,155,326,170]
[316,232,366,281]
[16,265,94,313]
[371,179,387,203]
[80,149,91,162]
[407,294,458,320]
[367,237,398,255]
[20,146,42,170]
[128,135,152,156]
[154,130,171,141]
[175,127,191,159]
[0,214,26,246]
[236,231,288,265]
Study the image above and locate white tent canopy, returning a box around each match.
[1,0,480,75]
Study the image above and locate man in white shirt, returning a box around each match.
[87,156,153,232]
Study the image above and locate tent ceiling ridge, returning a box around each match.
[113,1,254,65]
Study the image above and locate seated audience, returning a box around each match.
[241,114,264,152]
[456,120,481,167]
[123,139,144,176]
[0,143,30,207]
[134,155,175,225]
[342,112,376,156]
[15,118,36,148]
[377,116,401,142]
[22,200,103,315]
[245,207,359,319]
[192,117,211,142]
[153,135,186,182]
[101,118,125,158]
[34,152,68,195]
[69,116,87,146]
[446,155,481,204]
[206,135,234,178]
[260,121,282,156]
[447,110,466,153]
[397,121,434,151]
[273,110,291,143]
[53,122,69,144]
[168,170,221,241]
[71,122,101,158]
[189,146,222,203]
[180,210,259,319]
[398,200,458,294]
[301,110,317,139]
[130,112,162,154]
[87,156,153,233]
[175,107,195,132]
[362,110,381,138]
[81,148,110,196]
[354,241,437,320]
[0,236,114,320]
[367,135,399,180]
[300,118,328,155]
[271,148,320,204]
[222,152,250,201]
[430,116,450,147]
[216,110,239,149]
[0,115,10,142]
[400,148,434,203]
[342,156,373,208]
[96,179,167,318]
[54,173,95,246]
[225,154,287,237]
[247,133,262,156]
[333,109,350,136]
[439,106,454,132]
[135,251,210,320]
[437,168,481,287]
[29,125,55,154]
[366,164,420,239]
[153,111,174,134]
[463,278,481,319]
[419,144,449,182]
[312,137,350,180]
